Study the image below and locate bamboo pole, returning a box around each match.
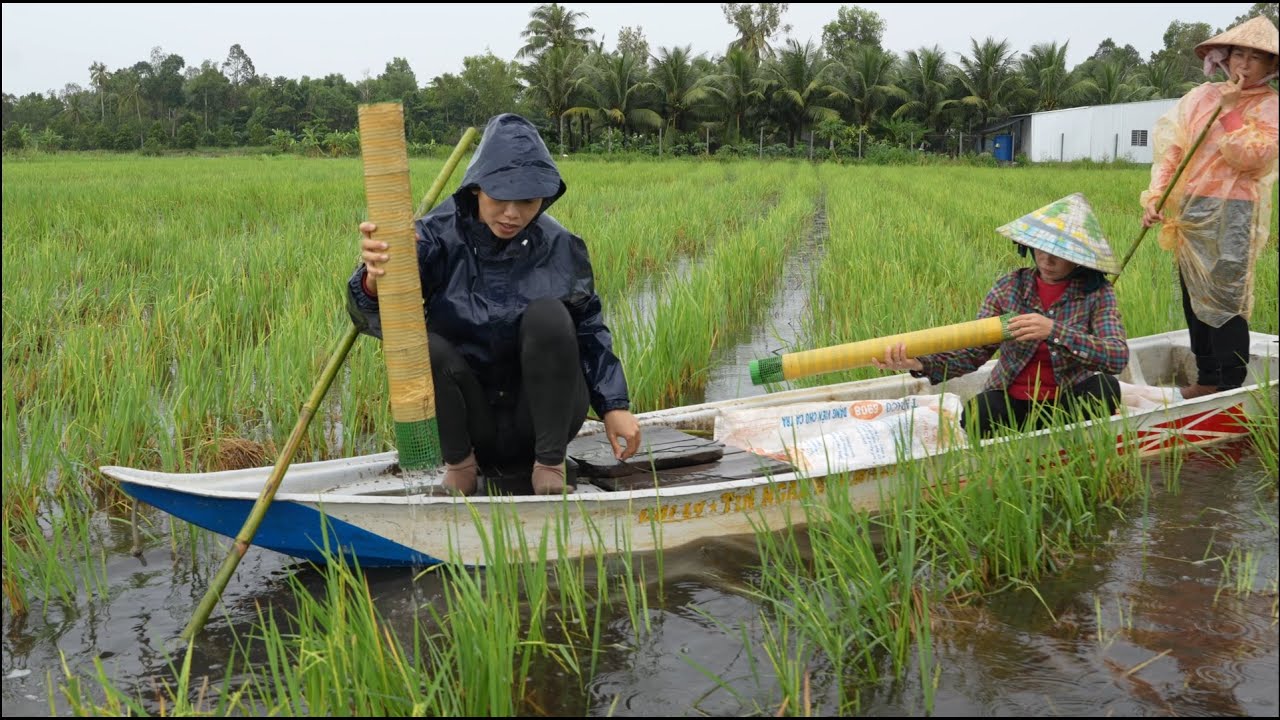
[181,124,479,642]
[181,325,356,641]
[1115,105,1222,278]
[750,314,1014,386]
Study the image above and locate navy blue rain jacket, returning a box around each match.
[347,113,630,416]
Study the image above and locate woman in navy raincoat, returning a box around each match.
[348,113,640,495]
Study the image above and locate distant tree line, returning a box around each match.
[2,2,1276,158]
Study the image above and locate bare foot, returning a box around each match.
[532,460,568,495]
[443,452,478,495]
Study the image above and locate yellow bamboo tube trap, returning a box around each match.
[750,314,1015,385]
[358,103,439,470]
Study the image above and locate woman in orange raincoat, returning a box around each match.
[1141,15,1278,399]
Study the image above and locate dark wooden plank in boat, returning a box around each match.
[567,426,725,478]
[360,446,794,495]
[592,445,795,492]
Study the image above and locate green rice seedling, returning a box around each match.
[1092,594,1133,651]
[617,521,656,637]
[57,653,151,716]
[242,557,441,715]
[1216,545,1263,600]
[70,492,669,717]
[1,517,30,615]
[1242,372,1278,481]
[547,503,610,676]
[1156,423,1187,494]
[427,507,542,716]
[743,477,906,713]
[757,611,818,717]
[614,174,818,409]
[208,516,466,716]
[428,497,659,715]
[912,591,940,714]
[4,506,84,611]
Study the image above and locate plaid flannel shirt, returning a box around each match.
[915,268,1128,393]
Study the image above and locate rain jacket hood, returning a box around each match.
[458,113,566,209]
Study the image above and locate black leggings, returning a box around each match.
[1180,272,1251,390]
[969,374,1121,438]
[428,297,590,467]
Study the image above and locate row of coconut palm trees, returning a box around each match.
[3,4,1211,155]
[515,4,1197,154]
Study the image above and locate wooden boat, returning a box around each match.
[102,330,1278,567]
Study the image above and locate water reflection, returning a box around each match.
[854,452,1278,717]
[702,196,828,404]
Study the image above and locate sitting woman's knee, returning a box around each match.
[428,332,470,377]
[520,298,574,346]
[1069,374,1121,415]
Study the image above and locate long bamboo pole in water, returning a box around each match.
[181,122,479,642]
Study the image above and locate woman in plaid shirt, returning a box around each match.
[873,194,1129,437]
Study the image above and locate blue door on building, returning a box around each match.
[993,134,1013,162]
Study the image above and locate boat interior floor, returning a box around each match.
[362,426,794,496]
[489,426,794,495]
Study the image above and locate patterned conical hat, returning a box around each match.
[1196,15,1279,59]
[995,193,1120,274]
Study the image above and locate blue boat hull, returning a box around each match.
[122,483,446,567]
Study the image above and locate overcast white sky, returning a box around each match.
[1,3,1254,96]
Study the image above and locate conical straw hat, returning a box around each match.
[995,193,1120,274]
[1196,16,1279,59]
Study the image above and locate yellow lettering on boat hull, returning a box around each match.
[636,472,880,525]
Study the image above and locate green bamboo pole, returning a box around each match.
[180,325,356,641]
[181,125,479,642]
[1115,104,1223,278]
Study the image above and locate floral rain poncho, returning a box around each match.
[1141,81,1278,328]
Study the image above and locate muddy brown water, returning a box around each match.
[2,446,1275,716]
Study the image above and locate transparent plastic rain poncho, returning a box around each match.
[1141,82,1279,328]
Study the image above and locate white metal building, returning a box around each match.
[983,98,1179,163]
